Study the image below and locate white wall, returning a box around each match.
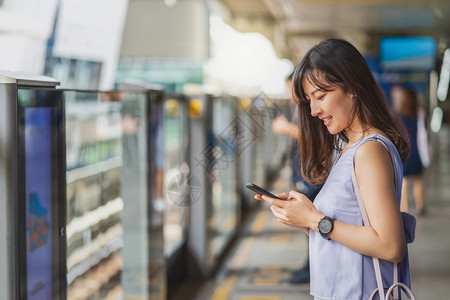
[120,0,209,59]
[0,0,129,89]
[53,0,129,89]
[0,0,58,74]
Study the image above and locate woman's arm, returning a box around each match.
[331,141,406,262]
[258,141,406,263]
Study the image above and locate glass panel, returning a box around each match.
[65,91,123,300]
[122,90,165,299]
[163,96,188,255]
[210,96,238,258]
[246,95,269,187]
[65,90,165,299]
[245,93,285,187]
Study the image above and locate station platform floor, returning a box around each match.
[173,125,450,300]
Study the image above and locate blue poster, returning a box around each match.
[25,108,52,300]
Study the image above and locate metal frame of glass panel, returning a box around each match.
[116,84,166,299]
[185,93,240,277]
[0,71,66,300]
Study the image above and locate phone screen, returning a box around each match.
[245,183,281,199]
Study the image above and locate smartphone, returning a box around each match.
[245,183,281,199]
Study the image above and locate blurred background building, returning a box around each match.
[1,0,449,102]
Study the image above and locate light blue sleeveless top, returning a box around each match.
[309,134,411,300]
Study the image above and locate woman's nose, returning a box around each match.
[310,100,320,117]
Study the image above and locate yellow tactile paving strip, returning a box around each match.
[210,275,238,300]
[250,209,269,233]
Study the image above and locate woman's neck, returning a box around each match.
[345,123,366,145]
[345,124,383,145]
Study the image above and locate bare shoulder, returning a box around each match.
[355,139,390,159]
[354,139,393,176]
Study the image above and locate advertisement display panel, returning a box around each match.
[17,89,66,300]
[24,107,53,299]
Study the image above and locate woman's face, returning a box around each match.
[302,77,355,135]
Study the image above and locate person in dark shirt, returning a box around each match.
[391,85,426,215]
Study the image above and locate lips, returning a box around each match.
[322,116,331,126]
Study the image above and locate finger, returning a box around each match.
[288,191,311,201]
[276,192,289,199]
[289,190,300,198]
[288,190,308,201]
[262,195,286,207]
[270,206,288,221]
[254,194,263,201]
[270,206,283,219]
[278,218,290,226]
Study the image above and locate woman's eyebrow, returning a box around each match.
[311,88,321,95]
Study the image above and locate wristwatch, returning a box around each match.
[318,216,334,240]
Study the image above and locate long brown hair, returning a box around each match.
[291,39,409,184]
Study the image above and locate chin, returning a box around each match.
[326,127,339,135]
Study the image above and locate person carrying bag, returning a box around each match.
[351,137,417,300]
[255,39,417,299]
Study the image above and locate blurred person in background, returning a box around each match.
[272,73,322,284]
[391,84,428,216]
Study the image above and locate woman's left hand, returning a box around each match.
[255,191,324,230]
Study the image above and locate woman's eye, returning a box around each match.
[317,95,325,100]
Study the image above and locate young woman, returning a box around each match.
[255,39,412,299]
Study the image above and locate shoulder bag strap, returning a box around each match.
[351,164,386,300]
[351,137,400,300]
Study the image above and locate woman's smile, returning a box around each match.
[321,116,332,126]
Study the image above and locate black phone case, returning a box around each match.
[245,183,281,199]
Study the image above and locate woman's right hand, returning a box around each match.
[255,190,324,232]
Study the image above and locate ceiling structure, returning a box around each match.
[217,0,450,63]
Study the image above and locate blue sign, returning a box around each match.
[380,37,436,71]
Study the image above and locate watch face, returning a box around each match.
[319,219,332,234]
